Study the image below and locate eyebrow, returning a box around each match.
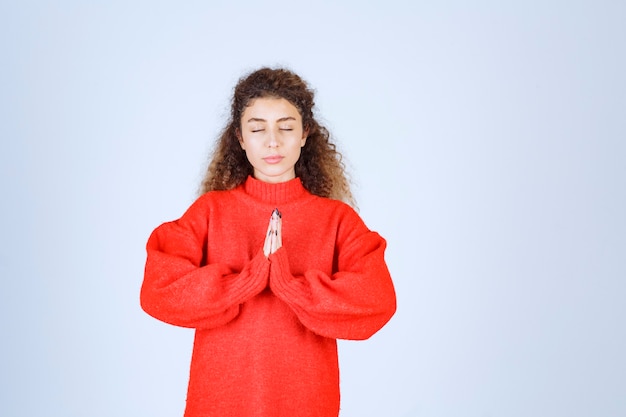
[246,116,297,123]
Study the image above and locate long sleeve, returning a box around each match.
[269,221,396,341]
[140,197,269,329]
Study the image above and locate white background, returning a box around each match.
[1,1,625,416]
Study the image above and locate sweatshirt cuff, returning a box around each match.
[228,249,271,303]
[268,248,305,305]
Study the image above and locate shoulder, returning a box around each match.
[189,187,241,209]
[307,194,357,213]
[310,197,387,256]
[306,195,368,230]
[171,188,242,224]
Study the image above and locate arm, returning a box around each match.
[140,198,269,329]
[268,213,396,341]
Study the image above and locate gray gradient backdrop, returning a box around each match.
[1,1,625,416]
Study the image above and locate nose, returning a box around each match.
[267,127,279,147]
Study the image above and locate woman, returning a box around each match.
[140,67,396,417]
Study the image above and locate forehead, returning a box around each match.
[242,97,301,120]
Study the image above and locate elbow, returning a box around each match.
[139,283,168,323]
[139,286,158,319]
[329,298,397,341]
[355,302,397,340]
[354,285,397,340]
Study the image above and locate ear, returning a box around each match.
[235,128,245,149]
[301,127,309,147]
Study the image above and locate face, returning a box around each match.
[238,97,308,184]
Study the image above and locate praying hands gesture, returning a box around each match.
[263,208,282,257]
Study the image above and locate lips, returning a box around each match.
[263,155,284,164]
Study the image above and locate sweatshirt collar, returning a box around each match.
[243,176,308,205]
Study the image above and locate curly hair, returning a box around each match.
[200,67,355,206]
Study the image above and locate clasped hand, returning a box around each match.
[263,208,282,257]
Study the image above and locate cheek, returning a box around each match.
[239,135,256,151]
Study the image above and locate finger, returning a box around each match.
[263,217,273,257]
[270,214,279,253]
[275,216,282,250]
[269,229,277,255]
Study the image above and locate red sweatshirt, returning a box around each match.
[141,176,396,417]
